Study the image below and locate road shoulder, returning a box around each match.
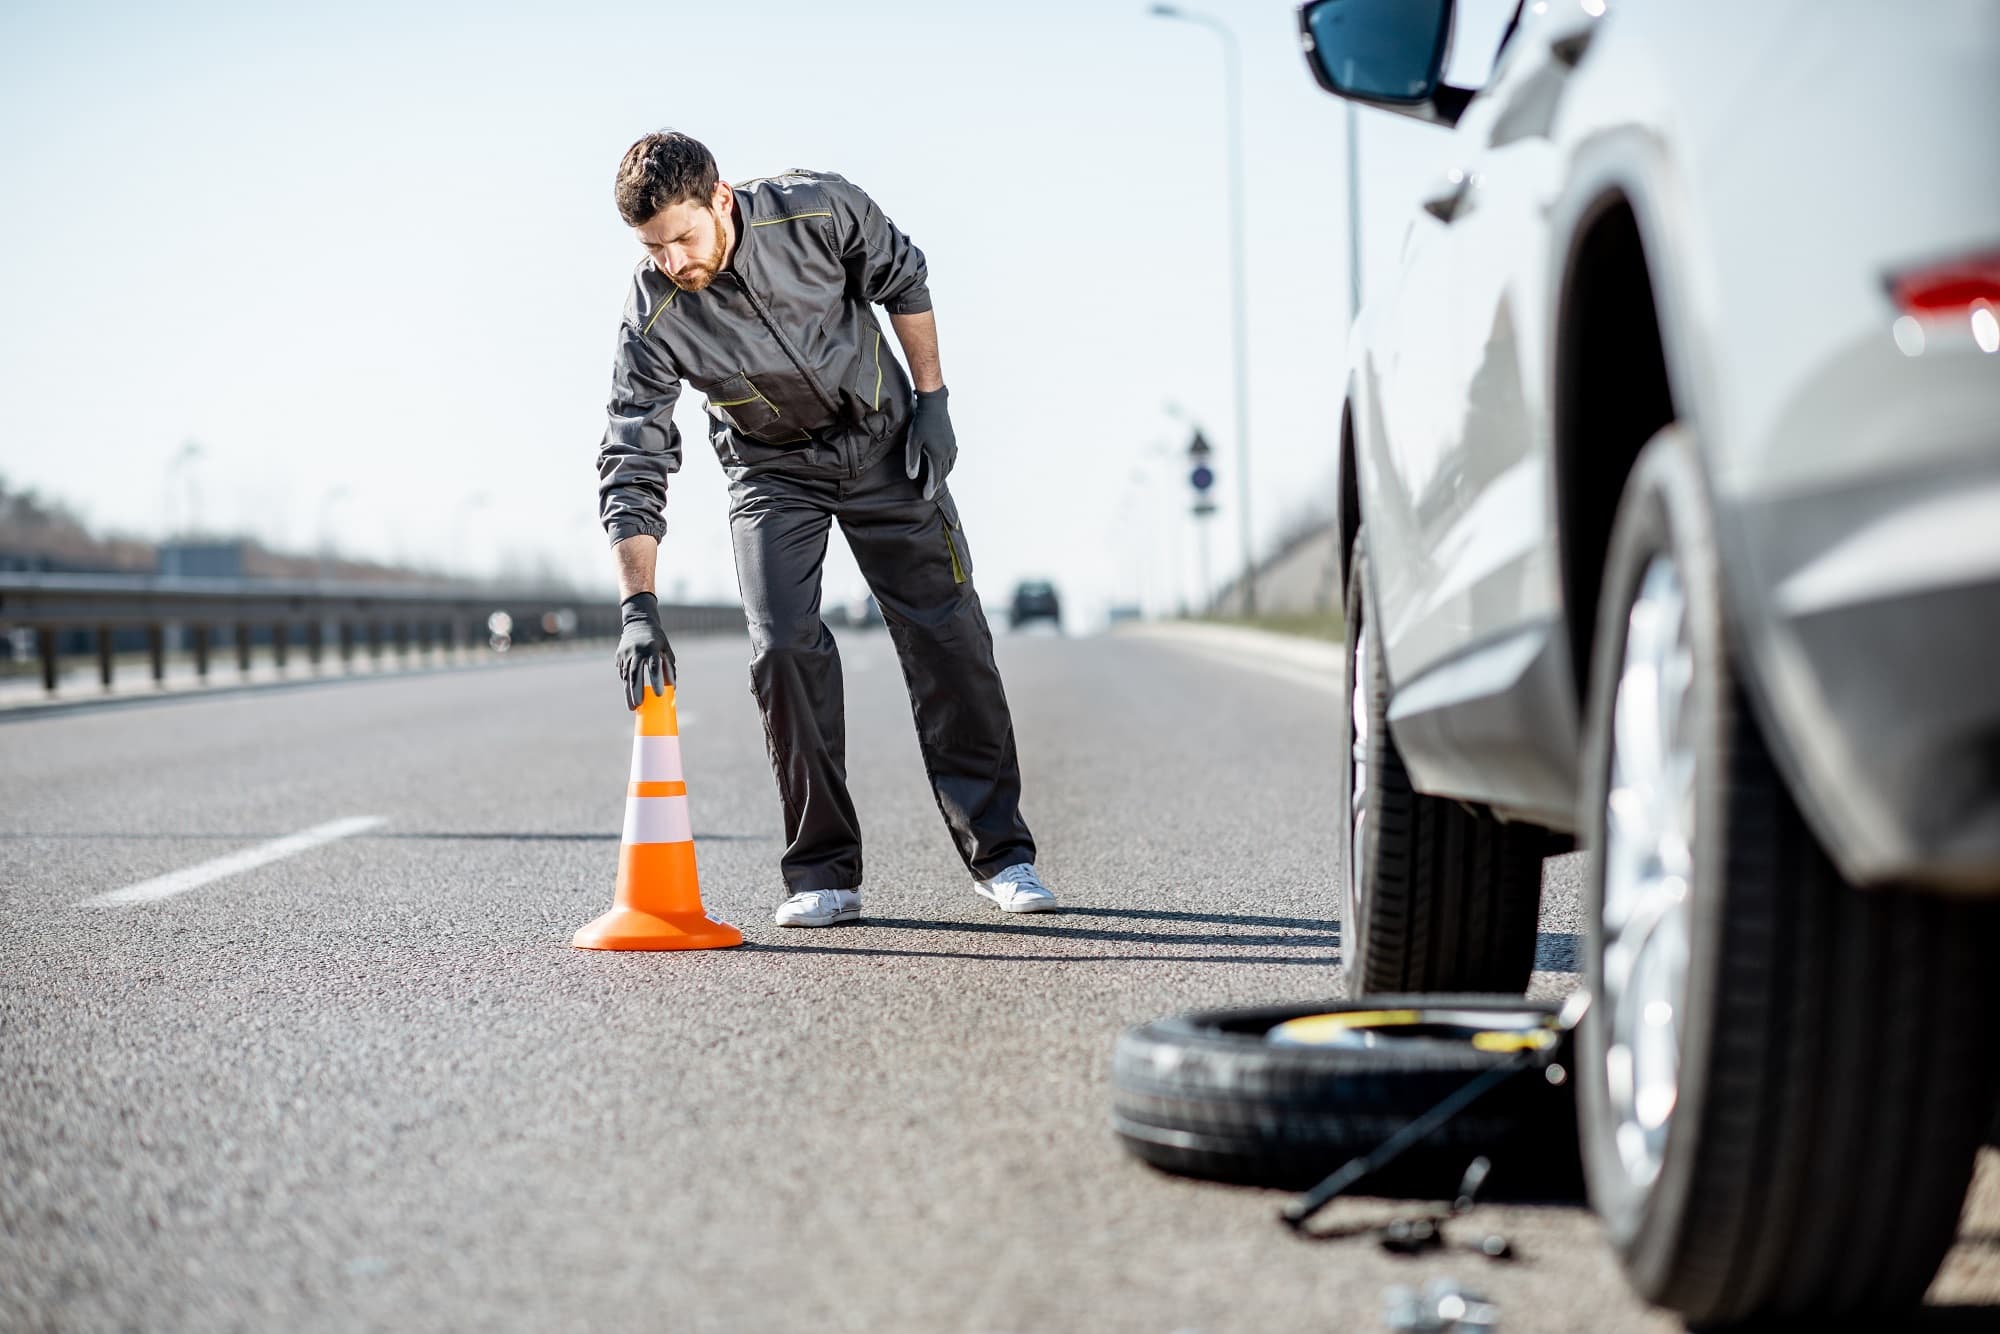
[1113,620,1342,694]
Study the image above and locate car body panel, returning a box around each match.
[1340,0,2000,887]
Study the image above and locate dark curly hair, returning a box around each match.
[614,131,719,226]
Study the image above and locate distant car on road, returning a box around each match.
[1301,0,2000,1325]
[1008,580,1062,632]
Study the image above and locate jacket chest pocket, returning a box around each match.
[702,372,811,445]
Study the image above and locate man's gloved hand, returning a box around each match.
[903,385,958,502]
[615,591,676,709]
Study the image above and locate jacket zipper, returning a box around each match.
[729,273,858,478]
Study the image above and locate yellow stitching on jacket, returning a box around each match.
[709,393,783,416]
[749,211,834,227]
[641,287,679,336]
[710,374,784,418]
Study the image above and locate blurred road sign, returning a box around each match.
[1187,428,1214,460]
[1190,464,1215,492]
[1193,499,1218,517]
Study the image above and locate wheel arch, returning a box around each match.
[1335,395,1362,598]
[1549,152,1701,719]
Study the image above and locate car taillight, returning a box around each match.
[1888,249,2000,354]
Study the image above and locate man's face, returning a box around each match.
[635,182,732,292]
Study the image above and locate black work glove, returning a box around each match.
[615,592,676,709]
[903,385,958,502]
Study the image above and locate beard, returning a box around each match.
[669,210,730,292]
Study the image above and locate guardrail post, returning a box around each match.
[272,622,289,674]
[417,620,433,665]
[451,616,467,662]
[367,622,383,666]
[192,625,210,681]
[148,624,166,689]
[98,626,114,692]
[236,622,253,677]
[393,621,409,664]
[39,626,59,694]
[305,620,323,672]
[339,621,355,671]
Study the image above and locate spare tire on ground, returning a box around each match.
[1112,996,1581,1197]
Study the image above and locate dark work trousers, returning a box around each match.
[726,449,1036,897]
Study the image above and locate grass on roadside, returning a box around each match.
[1195,610,1346,643]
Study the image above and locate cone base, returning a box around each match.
[570,906,744,951]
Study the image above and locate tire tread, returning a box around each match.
[1342,544,1550,997]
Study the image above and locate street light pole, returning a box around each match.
[1150,3,1256,615]
[1142,440,1189,614]
[1346,101,1363,321]
[317,486,352,585]
[448,492,490,580]
[162,440,203,579]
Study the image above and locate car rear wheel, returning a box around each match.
[1338,536,1551,995]
[1576,426,2000,1325]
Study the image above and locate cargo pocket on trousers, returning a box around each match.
[705,372,811,445]
[938,492,971,584]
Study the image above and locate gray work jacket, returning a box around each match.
[597,170,932,545]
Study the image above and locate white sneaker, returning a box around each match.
[974,863,1058,914]
[773,888,862,927]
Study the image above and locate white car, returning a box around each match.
[1300,0,2000,1323]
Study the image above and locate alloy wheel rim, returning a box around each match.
[1600,553,1697,1194]
[1347,621,1370,964]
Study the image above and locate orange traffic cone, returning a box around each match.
[571,684,743,951]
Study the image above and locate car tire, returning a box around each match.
[1111,997,1578,1192]
[1338,536,1551,995]
[1575,425,2000,1325]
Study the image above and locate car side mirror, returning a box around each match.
[1297,0,1470,128]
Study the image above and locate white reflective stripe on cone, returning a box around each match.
[622,794,693,846]
[629,735,686,784]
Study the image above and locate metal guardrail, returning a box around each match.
[0,573,745,697]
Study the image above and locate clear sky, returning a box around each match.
[0,0,1508,625]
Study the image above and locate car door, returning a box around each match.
[1415,6,1579,670]
[1362,187,1465,665]
[1378,3,1572,689]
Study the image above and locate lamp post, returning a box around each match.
[1150,3,1256,614]
[1142,439,1191,615]
[162,439,203,578]
[161,439,203,655]
[448,492,491,580]
[1346,101,1363,321]
[317,486,352,585]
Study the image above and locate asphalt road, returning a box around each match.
[3,628,1995,1333]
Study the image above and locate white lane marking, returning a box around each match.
[80,816,388,907]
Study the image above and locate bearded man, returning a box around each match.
[595,130,1052,927]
